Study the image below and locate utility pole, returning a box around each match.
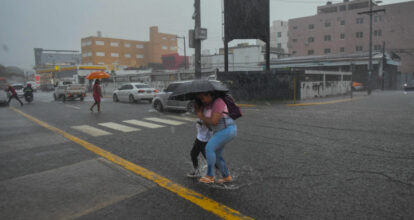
[358,0,385,95]
[194,0,201,79]
[176,36,187,69]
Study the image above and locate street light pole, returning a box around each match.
[358,0,385,95]
[368,0,373,95]
[176,36,187,69]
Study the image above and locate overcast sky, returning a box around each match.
[0,0,409,69]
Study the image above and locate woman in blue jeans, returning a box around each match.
[196,92,237,184]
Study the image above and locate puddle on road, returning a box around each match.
[185,156,257,190]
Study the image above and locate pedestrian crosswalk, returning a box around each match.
[99,122,141,133]
[72,125,112,137]
[71,116,194,137]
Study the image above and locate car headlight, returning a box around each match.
[404,83,407,87]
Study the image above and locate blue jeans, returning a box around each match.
[205,124,237,177]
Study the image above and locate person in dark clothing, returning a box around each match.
[90,80,102,112]
[6,85,23,106]
[23,83,34,101]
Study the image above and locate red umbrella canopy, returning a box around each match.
[86,71,110,80]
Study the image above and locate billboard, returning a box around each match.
[224,0,270,42]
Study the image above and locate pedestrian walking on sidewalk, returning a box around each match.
[196,92,237,184]
[6,85,23,106]
[90,80,102,112]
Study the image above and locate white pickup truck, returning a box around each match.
[53,83,87,102]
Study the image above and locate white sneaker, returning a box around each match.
[186,169,201,178]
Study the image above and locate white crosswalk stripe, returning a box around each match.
[72,125,112,137]
[123,120,165,129]
[98,122,141,133]
[166,115,198,122]
[144,117,185,126]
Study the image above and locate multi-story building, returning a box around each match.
[257,20,289,53]
[81,26,178,70]
[288,0,414,75]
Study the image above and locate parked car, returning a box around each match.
[403,80,414,91]
[53,84,87,101]
[11,83,25,97]
[113,83,158,103]
[0,78,8,106]
[152,81,195,113]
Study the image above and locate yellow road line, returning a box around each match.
[287,97,364,107]
[10,107,253,220]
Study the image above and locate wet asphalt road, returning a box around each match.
[1,91,413,219]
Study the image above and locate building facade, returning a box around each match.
[34,48,81,67]
[257,20,289,53]
[288,0,414,74]
[81,26,178,70]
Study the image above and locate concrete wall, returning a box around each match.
[301,81,351,99]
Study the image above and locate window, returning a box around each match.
[340,20,345,25]
[356,18,364,24]
[308,50,314,55]
[374,30,382,37]
[98,62,105,65]
[136,54,144,59]
[110,42,119,47]
[125,53,131,58]
[277,43,282,48]
[170,46,177,50]
[356,46,363,52]
[324,48,331,54]
[162,46,168,50]
[111,53,119,57]
[162,37,167,40]
[308,37,314,43]
[325,22,331,27]
[356,32,363,38]
[293,26,297,30]
[308,24,314,29]
[87,52,92,57]
[136,44,144,49]
[96,52,105,57]
[292,51,297,55]
[340,47,345,52]
[82,53,87,57]
[96,40,104,46]
[277,32,282,37]
[340,33,345,39]
[171,38,176,41]
[374,15,383,23]
[124,43,131,48]
[374,44,382,51]
[339,5,346,11]
[292,39,298,43]
[324,35,331,41]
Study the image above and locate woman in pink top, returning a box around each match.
[196,92,237,184]
[90,80,102,112]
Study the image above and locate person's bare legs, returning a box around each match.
[90,102,96,112]
[97,102,101,112]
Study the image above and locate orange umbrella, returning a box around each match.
[86,71,111,80]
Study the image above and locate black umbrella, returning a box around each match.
[170,80,229,101]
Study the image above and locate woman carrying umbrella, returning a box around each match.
[90,79,103,112]
[169,80,236,184]
[86,71,110,112]
[196,92,237,184]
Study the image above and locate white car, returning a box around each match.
[11,84,25,97]
[113,83,158,103]
[152,81,195,113]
